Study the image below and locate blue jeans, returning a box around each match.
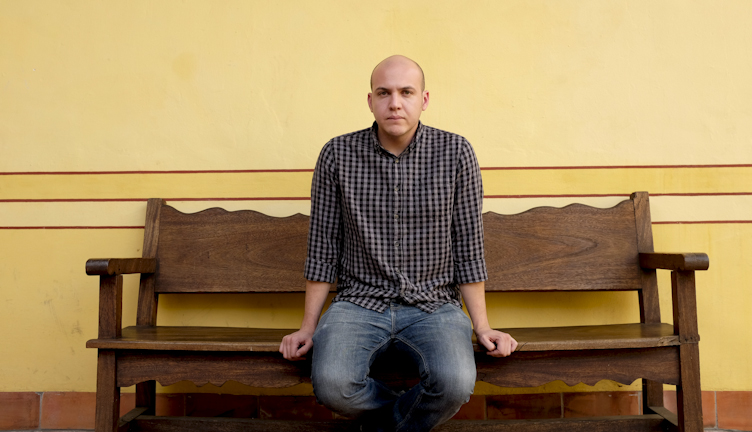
[311,300,476,432]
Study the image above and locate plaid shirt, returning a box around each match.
[304,122,487,313]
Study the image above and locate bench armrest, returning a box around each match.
[86,258,157,276]
[639,253,709,271]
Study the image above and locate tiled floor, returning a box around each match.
[1,390,750,431]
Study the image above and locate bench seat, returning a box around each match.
[87,323,679,352]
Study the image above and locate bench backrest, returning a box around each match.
[136,192,658,325]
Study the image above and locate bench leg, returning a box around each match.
[677,343,703,432]
[642,379,664,413]
[136,380,156,415]
[95,350,120,432]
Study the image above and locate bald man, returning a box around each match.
[280,55,517,431]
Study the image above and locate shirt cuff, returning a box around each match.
[454,258,488,285]
[304,257,338,284]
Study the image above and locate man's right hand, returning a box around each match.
[279,329,314,361]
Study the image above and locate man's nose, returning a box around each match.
[388,94,401,109]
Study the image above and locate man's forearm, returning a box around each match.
[459,281,492,331]
[299,280,333,332]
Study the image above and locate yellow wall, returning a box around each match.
[1,0,751,396]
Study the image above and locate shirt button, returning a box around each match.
[394,214,399,220]
[394,241,399,247]
[395,159,400,164]
[394,186,399,192]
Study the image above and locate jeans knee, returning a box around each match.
[424,365,476,406]
[312,369,368,417]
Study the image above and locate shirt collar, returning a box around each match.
[370,121,425,156]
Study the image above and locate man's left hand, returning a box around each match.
[475,328,518,357]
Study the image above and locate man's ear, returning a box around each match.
[367,93,373,112]
[422,91,430,111]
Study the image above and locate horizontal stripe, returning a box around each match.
[2,163,751,176]
[2,196,750,228]
[4,192,752,204]
[2,169,750,200]
[0,226,144,230]
[2,221,750,230]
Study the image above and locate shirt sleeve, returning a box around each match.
[304,142,342,283]
[451,140,488,284]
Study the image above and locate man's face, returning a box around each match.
[368,58,429,143]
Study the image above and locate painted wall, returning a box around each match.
[1,0,750,397]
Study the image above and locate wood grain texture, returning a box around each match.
[116,351,310,388]
[127,415,670,432]
[475,347,680,388]
[640,253,710,271]
[137,198,164,327]
[95,350,119,432]
[677,344,703,432]
[87,258,157,276]
[98,275,122,339]
[671,271,700,343]
[86,323,679,352]
[154,206,309,293]
[483,200,642,292]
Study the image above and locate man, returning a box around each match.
[280,55,517,431]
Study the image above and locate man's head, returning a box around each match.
[368,55,429,147]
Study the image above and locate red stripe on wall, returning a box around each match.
[1,164,750,176]
[0,226,145,230]
[1,221,750,230]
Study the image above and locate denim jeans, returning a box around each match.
[311,300,476,432]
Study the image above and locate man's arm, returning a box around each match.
[279,280,332,361]
[280,142,341,361]
[460,281,518,357]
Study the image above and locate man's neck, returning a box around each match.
[377,128,417,157]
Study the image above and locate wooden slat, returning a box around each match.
[154,206,309,293]
[475,347,680,388]
[483,200,642,292]
[116,351,310,388]
[86,323,679,352]
[118,407,148,432]
[111,346,680,389]
[128,415,669,432]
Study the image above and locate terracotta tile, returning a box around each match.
[563,391,639,417]
[0,392,40,430]
[452,395,486,420]
[717,391,752,431]
[40,392,96,430]
[662,390,716,427]
[155,393,186,416]
[487,393,561,420]
[185,394,258,418]
[120,393,136,415]
[258,396,334,420]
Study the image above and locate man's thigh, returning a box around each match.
[311,301,392,382]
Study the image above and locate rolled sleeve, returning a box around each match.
[303,142,342,283]
[451,141,488,284]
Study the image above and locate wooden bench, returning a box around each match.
[86,191,708,432]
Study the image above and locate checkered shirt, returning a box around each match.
[304,122,487,313]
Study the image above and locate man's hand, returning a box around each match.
[475,327,518,357]
[279,329,314,361]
